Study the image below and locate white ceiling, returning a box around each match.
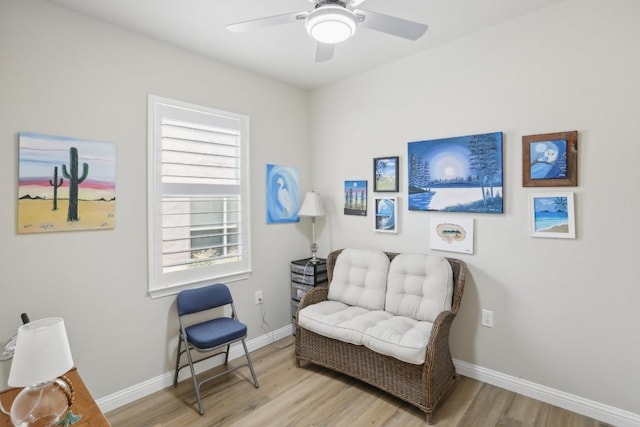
[46,0,566,90]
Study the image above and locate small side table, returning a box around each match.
[0,368,110,426]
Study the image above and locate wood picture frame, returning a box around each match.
[373,156,399,192]
[522,131,577,187]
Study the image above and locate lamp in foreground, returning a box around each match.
[305,5,357,44]
[298,191,326,263]
[8,317,77,427]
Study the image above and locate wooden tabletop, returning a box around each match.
[0,368,110,426]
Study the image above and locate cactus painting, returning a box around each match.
[61,147,89,221]
[49,166,64,211]
[18,132,116,233]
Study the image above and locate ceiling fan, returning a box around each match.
[226,0,428,62]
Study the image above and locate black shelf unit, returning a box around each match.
[290,257,328,323]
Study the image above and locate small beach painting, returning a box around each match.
[408,132,503,214]
[266,164,300,224]
[529,192,575,239]
[344,180,367,216]
[18,132,116,234]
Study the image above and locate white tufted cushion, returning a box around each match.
[362,316,433,364]
[298,301,432,364]
[385,254,453,322]
[298,301,389,345]
[327,248,390,310]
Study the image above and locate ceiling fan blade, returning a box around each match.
[348,0,368,7]
[227,11,308,33]
[315,43,335,62]
[354,9,428,41]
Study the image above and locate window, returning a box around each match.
[147,96,251,297]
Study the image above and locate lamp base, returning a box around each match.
[10,381,69,427]
[310,242,319,263]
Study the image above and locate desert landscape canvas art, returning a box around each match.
[18,132,116,233]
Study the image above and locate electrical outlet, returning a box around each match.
[481,309,494,328]
[255,290,263,305]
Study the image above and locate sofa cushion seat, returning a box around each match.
[360,316,433,364]
[298,300,388,345]
[298,301,432,364]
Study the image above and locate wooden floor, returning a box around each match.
[106,338,610,427]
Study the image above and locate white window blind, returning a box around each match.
[148,96,251,297]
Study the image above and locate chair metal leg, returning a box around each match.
[242,339,259,388]
[173,337,182,387]
[224,344,231,365]
[183,341,205,415]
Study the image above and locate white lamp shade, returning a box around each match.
[298,191,325,217]
[305,6,357,44]
[8,317,74,387]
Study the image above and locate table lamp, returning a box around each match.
[298,191,326,263]
[7,317,76,427]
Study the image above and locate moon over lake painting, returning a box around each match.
[407,132,503,214]
[18,132,116,233]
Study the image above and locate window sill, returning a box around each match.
[148,269,253,299]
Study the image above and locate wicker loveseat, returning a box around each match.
[295,248,467,424]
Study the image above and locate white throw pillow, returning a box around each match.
[327,248,390,310]
[385,254,453,322]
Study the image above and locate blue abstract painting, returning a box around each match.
[266,164,300,224]
[407,132,503,214]
[374,197,397,233]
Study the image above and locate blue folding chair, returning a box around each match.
[174,283,259,415]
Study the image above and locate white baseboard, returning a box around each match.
[96,324,293,414]
[97,327,639,427]
[454,359,640,427]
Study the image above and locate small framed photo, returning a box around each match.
[522,131,577,187]
[344,180,367,216]
[373,156,399,192]
[374,197,397,233]
[529,192,576,239]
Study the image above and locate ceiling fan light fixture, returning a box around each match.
[305,6,357,44]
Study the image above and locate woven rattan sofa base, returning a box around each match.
[295,325,458,423]
[294,249,467,424]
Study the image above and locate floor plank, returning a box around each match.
[106,339,611,427]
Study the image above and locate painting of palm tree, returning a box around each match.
[529,192,575,238]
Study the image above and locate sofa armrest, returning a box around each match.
[298,286,329,311]
[423,309,457,396]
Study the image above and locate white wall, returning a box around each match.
[0,0,311,397]
[309,0,640,416]
[2,0,639,420]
